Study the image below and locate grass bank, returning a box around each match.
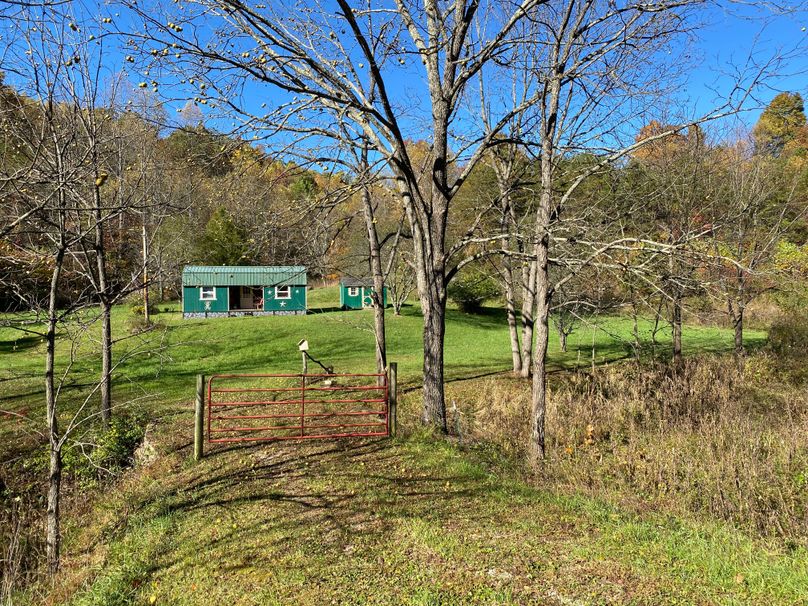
[4,286,800,605]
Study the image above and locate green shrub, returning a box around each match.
[62,413,147,488]
[127,298,157,318]
[447,267,501,313]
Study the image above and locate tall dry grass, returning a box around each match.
[445,353,808,545]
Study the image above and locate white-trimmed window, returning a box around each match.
[275,285,291,299]
[348,287,359,296]
[200,286,216,301]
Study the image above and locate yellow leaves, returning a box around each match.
[584,423,595,446]
[95,173,109,188]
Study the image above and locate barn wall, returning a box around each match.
[263,285,307,312]
[182,286,229,313]
[340,286,387,309]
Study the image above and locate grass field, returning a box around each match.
[4,286,805,606]
[0,285,766,443]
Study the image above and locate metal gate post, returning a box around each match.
[388,362,397,438]
[194,374,205,461]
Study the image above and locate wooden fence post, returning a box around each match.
[388,362,397,438]
[194,374,204,461]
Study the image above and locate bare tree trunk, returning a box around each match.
[93,181,112,425]
[45,247,65,574]
[672,292,683,370]
[734,308,744,355]
[729,297,745,363]
[493,165,523,374]
[359,146,387,380]
[529,254,551,465]
[141,220,150,325]
[100,300,112,423]
[505,265,522,372]
[519,261,537,378]
[559,329,567,353]
[421,292,448,432]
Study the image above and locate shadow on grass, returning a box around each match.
[127,437,505,583]
[0,335,40,353]
[307,306,345,314]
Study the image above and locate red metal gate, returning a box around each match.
[206,373,389,443]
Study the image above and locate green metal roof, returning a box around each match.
[182,265,307,287]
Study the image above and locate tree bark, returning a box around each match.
[45,246,65,574]
[359,148,387,380]
[529,251,551,465]
[141,220,150,325]
[493,163,523,375]
[519,261,537,378]
[729,298,745,362]
[559,329,567,353]
[505,265,522,372]
[100,300,112,423]
[420,292,448,432]
[93,179,112,425]
[672,292,683,370]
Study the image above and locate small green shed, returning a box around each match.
[339,277,388,310]
[182,265,307,318]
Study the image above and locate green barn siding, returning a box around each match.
[183,286,229,313]
[340,285,387,310]
[263,286,306,312]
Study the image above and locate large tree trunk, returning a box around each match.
[529,250,551,465]
[420,291,448,432]
[528,73,561,464]
[406,187,448,432]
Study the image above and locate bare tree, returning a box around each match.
[122,0,553,432]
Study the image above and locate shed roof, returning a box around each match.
[340,276,385,288]
[183,265,307,287]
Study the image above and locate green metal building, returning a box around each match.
[182,265,307,318]
[339,277,388,310]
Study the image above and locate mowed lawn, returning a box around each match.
[0,285,765,433]
[5,286,803,606]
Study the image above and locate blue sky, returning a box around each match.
[3,1,806,143]
[688,4,807,123]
